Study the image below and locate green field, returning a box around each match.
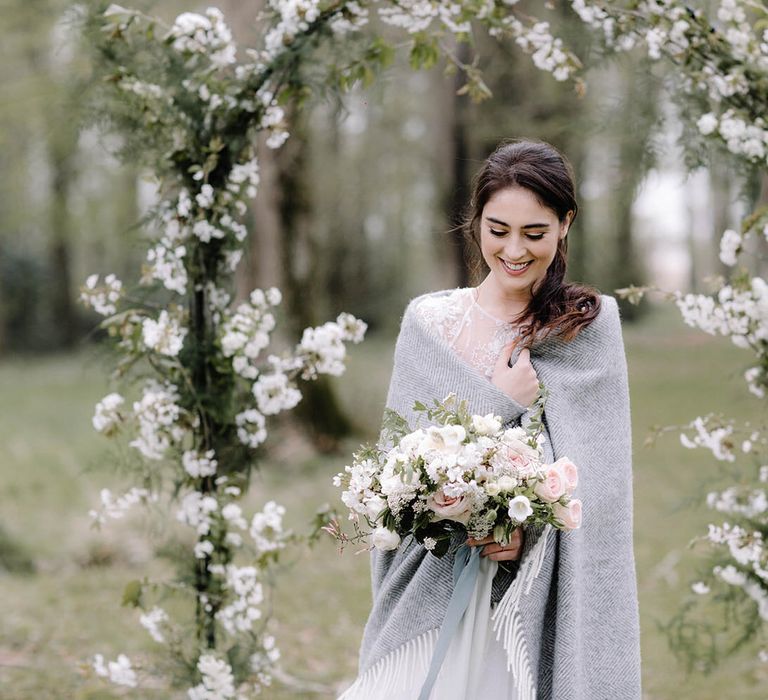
[0,303,765,699]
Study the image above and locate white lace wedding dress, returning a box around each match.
[338,287,522,700]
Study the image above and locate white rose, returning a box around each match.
[472,413,502,436]
[365,496,387,522]
[379,472,406,497]
[485,482,501,497]
[371,527,401,551]
[420,425,466,454]
[508,495,533,523]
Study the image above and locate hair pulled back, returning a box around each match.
[463,138,601,345]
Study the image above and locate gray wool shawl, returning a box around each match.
[355,288,641,699]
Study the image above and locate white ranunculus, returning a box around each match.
[371,526,401,551]
[399,429,426,456]
[472,412,502,436]
[508,495,533,523]
[502,426,527,444]
[496,475,518,492]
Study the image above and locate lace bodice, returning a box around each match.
[413,287,522,379]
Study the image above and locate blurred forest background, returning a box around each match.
[1,0,768,699]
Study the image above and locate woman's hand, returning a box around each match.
[466,527,524,561]
[491,344,539,408]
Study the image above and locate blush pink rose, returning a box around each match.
[533,466,566,503]
[552,456,578,494]
[553,499,582,530]
[491,442,538,478]
[426,488,472,525]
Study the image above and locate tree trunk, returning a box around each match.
[47,124,78,348]
[445,41,472,287]
[275,106,354,451]
[608,61,659,319]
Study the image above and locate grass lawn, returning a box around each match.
[0,302,765,699]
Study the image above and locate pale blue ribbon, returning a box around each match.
[417,542,481,700]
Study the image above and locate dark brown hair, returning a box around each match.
[463,138,601,346]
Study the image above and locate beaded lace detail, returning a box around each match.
[413,288,522,379]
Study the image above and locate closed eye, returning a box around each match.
[490,229,545,240]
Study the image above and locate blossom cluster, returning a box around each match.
[217,296,366,450]
[296,312,367,379]
[509,19,575,82]
[378,0,470,35]
[177,491,219,536]
[80,273,123,316]
[92,393,125,435]
[675,278,768,355]
[679,414,738,463]
[697,507,768,623]
[211,564,265,635]
[166,7,237,69]
[92,380,194,464]
[576,0,768,167]
[142,309,188,357]
[139,606,170,643]
[219,287,281,380]
[249,500,287,556]
[89,486,158,525]
[188,654,237,700]
[92,653,138,687]
[130,380,191,460]
[697,109,768,164]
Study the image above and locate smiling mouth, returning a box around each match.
[500,259,532,273]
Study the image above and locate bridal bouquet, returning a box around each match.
[333,393,581,557]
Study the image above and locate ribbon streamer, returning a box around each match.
[417,543,481,700]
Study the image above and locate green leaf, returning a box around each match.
[121,579,143,608]
[370,37,395,68]
[409,36,439,71]
[431,536,452,558]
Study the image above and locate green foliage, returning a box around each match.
[664,580,765,675]
[0,522,35,574]
[409,33,440,71]
[335,36,395,91]
[380,406,410,443]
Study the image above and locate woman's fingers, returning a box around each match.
[466,528,524,560]
[466,535,494,546]
[495,339,518,372]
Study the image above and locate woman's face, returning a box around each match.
[479,186,572,300]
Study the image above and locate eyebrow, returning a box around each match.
[485,216,550,229]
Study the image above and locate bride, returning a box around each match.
[338,138,641,700]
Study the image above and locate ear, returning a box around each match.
[560,210,574,240]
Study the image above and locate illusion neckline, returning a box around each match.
[469,287,521,327]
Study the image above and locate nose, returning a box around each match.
[504,235,529,261]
